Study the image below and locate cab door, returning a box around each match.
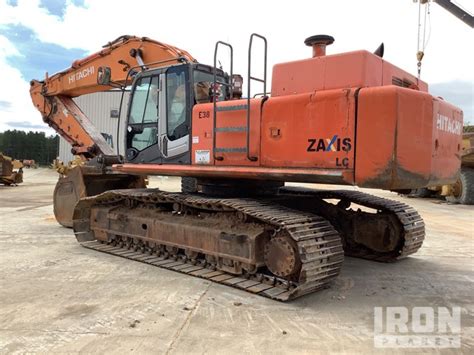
[158,65,190,164]
[126,74,162,163]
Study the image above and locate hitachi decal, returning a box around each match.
[68,66,95,84]
[436,114,462,135]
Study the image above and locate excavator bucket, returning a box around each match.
[53,165,146,227]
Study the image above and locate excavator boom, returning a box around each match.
[30,35,196,158]
[30,35,196,226]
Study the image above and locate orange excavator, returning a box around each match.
[30,34,462,301]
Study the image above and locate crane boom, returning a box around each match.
[433,0,474,27]
[30,35,196,158]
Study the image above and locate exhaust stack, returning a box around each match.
[304,35,335,58]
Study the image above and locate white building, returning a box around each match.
[58,91,130,163]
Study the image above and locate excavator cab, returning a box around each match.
[125,64,227,165]
[47,61,228,228]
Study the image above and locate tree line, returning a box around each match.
[0,125,472,166]
[0,130,59,166]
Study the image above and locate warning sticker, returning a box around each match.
[195,150,210,164]
[192,136,199,144]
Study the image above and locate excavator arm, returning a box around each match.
[30,35,196,227]
[30,35,196,158]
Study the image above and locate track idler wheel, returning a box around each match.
[264,236,301,279]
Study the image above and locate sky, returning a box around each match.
[0,0,472,135]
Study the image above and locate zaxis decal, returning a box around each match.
[307,135,352,152]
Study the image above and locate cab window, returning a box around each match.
[128,75,159,152]
[129,76,159,124]
[166,71,187,141]
[193,70,226,103]
[131,127,158,151]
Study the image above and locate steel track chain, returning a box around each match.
[280,187,425,261]
[75,189,344,301]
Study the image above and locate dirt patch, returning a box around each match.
[57,304,98,319]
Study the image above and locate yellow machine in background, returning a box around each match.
[408,132,474,204]
[443,133,474,204]
[0,153,23,186]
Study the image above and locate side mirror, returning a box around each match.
[97,66,112,85]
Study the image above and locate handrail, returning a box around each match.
[246,33,267,162]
